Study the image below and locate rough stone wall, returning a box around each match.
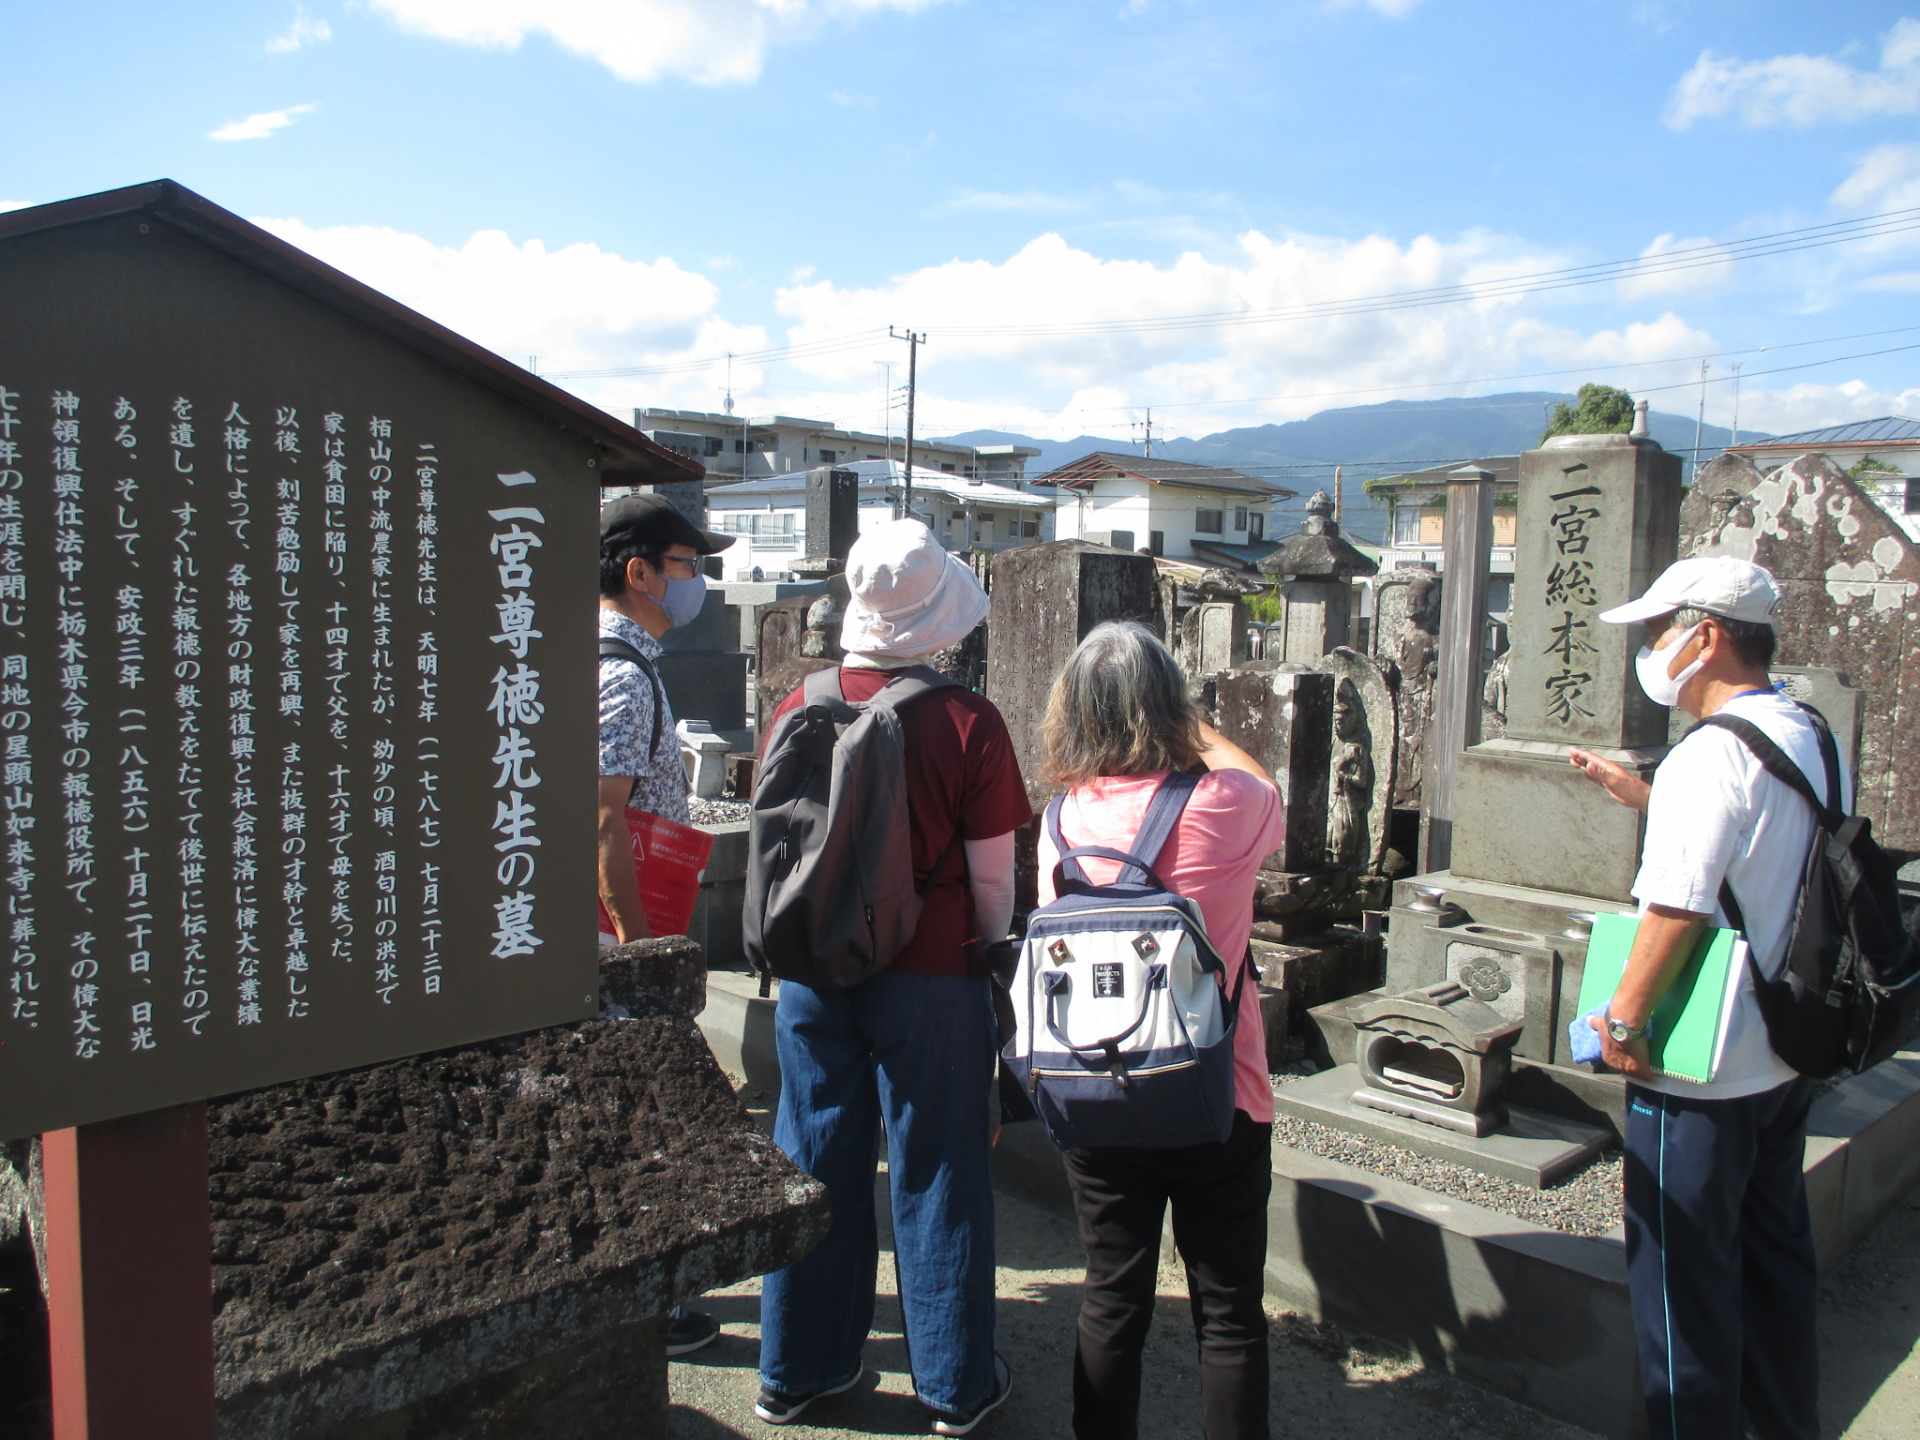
[1682,451,1920,850]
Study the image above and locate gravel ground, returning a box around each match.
[692,798,752,826]
[1268,1106,1625,1237]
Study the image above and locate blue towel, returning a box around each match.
[1567,1004,1607,1065]
[1568,1004,1654,1065]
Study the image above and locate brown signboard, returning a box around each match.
[0,182,697,1139]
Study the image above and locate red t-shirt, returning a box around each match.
[768,668,1031,976]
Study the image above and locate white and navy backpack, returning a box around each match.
[1003,770,1245,1151]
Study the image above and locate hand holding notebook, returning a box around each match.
[1572,912,1748,1084]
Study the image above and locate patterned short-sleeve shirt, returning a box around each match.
[598,609,689,824]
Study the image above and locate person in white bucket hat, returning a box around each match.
[754,520,1025,1433]
[1569,553,1842,1440]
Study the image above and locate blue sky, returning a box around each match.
[5,1,1920,444]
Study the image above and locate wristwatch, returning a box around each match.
[1605,1012,1647,1044]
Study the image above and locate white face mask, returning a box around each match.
[1634,622,1705,708]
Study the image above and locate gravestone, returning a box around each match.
[791,466,857,580]
[1215,669,1334,872]
[1259,490,1376,664]
[1449,434,1681,902]
[0,181,698,1139]
[1422,468,1495,873]
[984,541,1158,812]
[1681,450,1920,849]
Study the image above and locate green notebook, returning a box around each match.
[1573,911,1748,1084]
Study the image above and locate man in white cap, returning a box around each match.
[754,520,1028,1435]
[1570,555,1841,1440]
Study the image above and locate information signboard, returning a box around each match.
[0,183,696,1138]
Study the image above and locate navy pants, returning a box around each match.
[759,971,999,1415]
[1623,1079,1819,1440]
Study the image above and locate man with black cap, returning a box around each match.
[598,493,733,1356]
[1569,555,1843,1440]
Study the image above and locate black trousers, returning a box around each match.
[1060,1111,1272,1440]
[1624,1079,1819,1440]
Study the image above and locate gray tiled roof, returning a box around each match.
[1733,417,1920,449]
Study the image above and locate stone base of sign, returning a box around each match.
[208,940,828,1440]
[1274,1065,1609,1187]
[289,1315,670,1440]
[1449,738,1664,905]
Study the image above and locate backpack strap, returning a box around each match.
[1049,769,1201,892]
[1688,708,1844,827]
[599,636,665,760]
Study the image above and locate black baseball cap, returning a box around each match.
[599,493,734,555]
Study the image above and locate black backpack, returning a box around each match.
[744,666,964,996]
[1697,703,1920,1077]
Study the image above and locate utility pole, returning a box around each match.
[1730,361,1749,449]
[1133,406,1154,458]
[1693,360,1708,482]
[876,361,895,461]
[1334,465,1343,524]
[890,327,924,520]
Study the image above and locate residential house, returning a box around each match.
[1725,417,1920,543]
[1042,452,1295,567]
[1361,456,1520,617]
[633,406,1040,485]
[704,460,1053,580]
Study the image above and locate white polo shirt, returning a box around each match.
[1629,689,1852,1100]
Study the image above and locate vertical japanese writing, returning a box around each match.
[229,563,260,1025]
[1542,476,1604,726]
[170,458,209,1037]
[486,502,545,960]
[415,443,441,994]
[111,395,153,1052]
[0,387,31,1036]
[52,391,99,1058]
[275,407,308,1019]
[367,418,397,1004]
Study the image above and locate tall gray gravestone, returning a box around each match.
[1380,431,1681,1073]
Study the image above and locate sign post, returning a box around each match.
[44,1104,216,1440]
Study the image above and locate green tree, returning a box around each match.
[1539,383,1636,444]
[1847,455,1900,480]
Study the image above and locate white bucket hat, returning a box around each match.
[839,519,990,659]
[1597,555,1780,627]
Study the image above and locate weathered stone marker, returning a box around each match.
[1420,467,1495,872]
[1450,433,1681,901]
[1215,669,1334,872]
[985,540,1157,812]
[1258,489,1376,664]
[791,465,858,579]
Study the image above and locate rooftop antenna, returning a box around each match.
[876,360,895,461]
[1692,360,1709,481]
[1334,465,1343,524]
[1730,360,1744,448]
[723,351,734,415]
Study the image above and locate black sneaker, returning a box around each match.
[753,1368,864,1425]
[929,1355,1012,1436]
[664,1305,720,1357]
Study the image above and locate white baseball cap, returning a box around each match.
[839,518,990,659]
[1597,555,1780,627]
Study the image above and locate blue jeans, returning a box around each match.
[1624,1079,1818,1440]
[759,971,998,1414]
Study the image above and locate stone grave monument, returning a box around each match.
[1258,489,1377,663]
[1681,449,1920,850]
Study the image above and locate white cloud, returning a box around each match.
[208,104,318,141]
[253,215,769,413]
[267,6,333,53]
[369,0,947,86]
[1833,143,1920,213]
[1615,233,1736,301]
[1727,380,1920,438]
[1666,18,1920,129]
[1327,0,1423,17]
[768,227,1731,436]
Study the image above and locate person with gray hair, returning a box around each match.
[1038,621,1284,1440]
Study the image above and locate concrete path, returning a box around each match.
[665,1176,1920,1440]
